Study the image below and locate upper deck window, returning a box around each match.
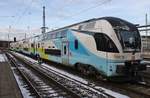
[94,33,119,53]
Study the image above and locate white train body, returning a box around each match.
[10,17,146,78]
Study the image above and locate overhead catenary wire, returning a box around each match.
[0,16,15,18]
[10,0,36,40]
[50,0,111,29]
[13,0,111,30]
[13,0,35,27]
[64,0,111,19]
[10,0,111,37]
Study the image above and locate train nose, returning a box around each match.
[116,61,147,76]
[123,53,141,61]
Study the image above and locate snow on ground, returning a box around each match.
[13,52,129,98]
[142,60,150,63]
[11,67,33,98]
[0,53,7,62]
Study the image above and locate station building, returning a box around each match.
[0,40,11,50]
[141,36,150,59]
[141,36,150,51]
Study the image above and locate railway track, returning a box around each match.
[7,53,42,98]
[7,52,115,98]
[7,53,78,98]
[140,71,150,85]
[114,82,150,98]
[12,51,150,98]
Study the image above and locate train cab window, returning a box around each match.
[74,39,78,50]
[94,33,119,53]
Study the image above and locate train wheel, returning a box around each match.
[88,66,96,75]
[75,63,88,75]
[80,65,88,75]
[75,63,81,72]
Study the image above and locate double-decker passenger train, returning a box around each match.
[10,17,147,80]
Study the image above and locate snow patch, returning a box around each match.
[42,64,129,98]
[141,60,150,67]
[0,53,7,62]
[12,68,33,98]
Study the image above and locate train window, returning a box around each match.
[57,32,61,38]
[56,32,59,38]
[45,49,61,56]
[64,46,66,54]
[78,25,83,30]
[61,31,66,38]
[75,39,78,50]
[51,33,55,39]
[85,22,95,29]
[31,43,34,48]
[48,34,50,39]
[38,43,40,48]
[94,33,119,53]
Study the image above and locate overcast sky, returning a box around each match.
[0,0,149,40]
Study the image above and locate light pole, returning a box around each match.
[41,6,48,34]
[145,13,148,50]
[8,25,11,49]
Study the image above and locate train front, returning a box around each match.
[106,17,147,80]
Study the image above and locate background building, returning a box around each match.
[0,40,12,50]
[141,36,150,51]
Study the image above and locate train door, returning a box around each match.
[62,41,69,65]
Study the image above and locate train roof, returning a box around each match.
[101,17,137,31]
[46,16,136,33]
[13,16,136,43]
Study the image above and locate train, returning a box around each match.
[10,17,147,80]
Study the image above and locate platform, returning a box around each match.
[0,53,22,98]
